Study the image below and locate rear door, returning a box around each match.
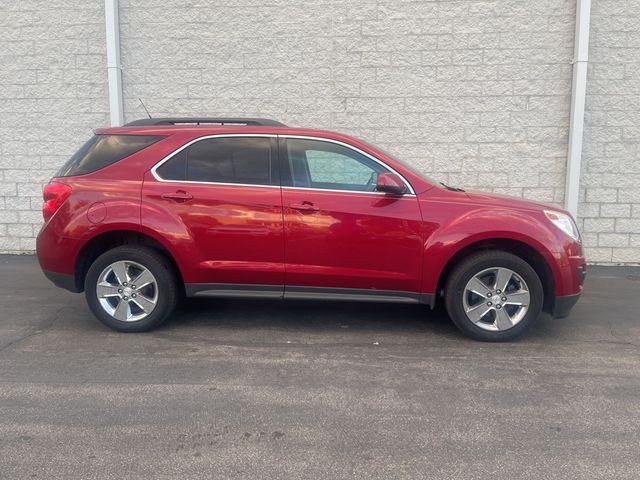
[142,135,285,295]
[279,136,424,296]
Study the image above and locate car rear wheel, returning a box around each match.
[84,245,178,332]
[444,251,543,341]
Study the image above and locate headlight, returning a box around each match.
[544,210,580,240]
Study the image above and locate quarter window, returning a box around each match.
[285,139,387,192]
[57,135,163,177]
[155,137,273,186]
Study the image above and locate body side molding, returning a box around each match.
[185,283,435,306]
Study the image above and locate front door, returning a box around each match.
[279,137,423,296]
[142,135,284,293]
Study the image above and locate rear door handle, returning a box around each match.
[161,190,193,202]
[289,201,319,212]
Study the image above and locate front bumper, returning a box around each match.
[549,251,585,318]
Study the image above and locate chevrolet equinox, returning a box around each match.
[36,118,586,341]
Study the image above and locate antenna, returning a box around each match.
[138,98,152,119]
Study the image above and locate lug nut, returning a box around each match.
[132,285,136,289]
[123,282,127,286]
[496,304,501,309]
[496,289,501,294]
[123,296,128,300]
[487,302,492,307]
[502,297,507,302]
[487,292,492,297]
[132,293,137,298]
[118,289,122,293]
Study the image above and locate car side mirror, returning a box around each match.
[375,172,407,195]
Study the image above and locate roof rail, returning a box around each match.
[124,117,287,127]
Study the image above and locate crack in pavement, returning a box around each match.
[0,301,72,354]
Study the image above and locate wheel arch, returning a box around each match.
[434,237,556,314]
[74,229,184,293]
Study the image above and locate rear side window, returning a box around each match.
[155,137,273,186]
[56,135,163,177]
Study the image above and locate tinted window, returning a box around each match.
[156,149,186,181]
[56,135,163,177]
[156,137,272,185]
[285,139,387,192]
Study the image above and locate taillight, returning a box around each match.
[42,181,72,221]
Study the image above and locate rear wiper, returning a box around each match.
[440,182,465,192]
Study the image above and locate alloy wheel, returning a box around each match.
[96,260,158,322]
[462,267,530,331]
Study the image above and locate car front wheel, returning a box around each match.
[84,245,178,332]
[444,251,543,341]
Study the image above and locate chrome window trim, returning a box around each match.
[150,133,415,195]
[150,134,278,188]
[281,186,411,196]
[150,179,281,189]
[280,135,416,195]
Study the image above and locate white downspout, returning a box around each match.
[565,0,591,218]
[105,0,124,126]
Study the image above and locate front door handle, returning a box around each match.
[161,190,193,202]
[289,201,319,212]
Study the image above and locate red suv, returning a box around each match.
[36,118,586,341]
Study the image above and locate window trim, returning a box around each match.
[151,134,280,189]
[280,135,415,195]
[150,133,415,195]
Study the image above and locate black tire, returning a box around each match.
[84,245,179,332]
[444,251,543,342]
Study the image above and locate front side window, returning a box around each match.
[285,139,388,192]
[155,137,273,186]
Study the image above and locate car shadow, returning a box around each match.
[165,296,462,338]
[155,295,562,346]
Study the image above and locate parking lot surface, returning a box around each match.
[0,254,639,479]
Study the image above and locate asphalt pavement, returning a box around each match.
[0,254,639,479]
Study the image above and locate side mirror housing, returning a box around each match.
[375,172,407,195]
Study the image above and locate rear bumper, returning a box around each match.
[551,292,581,318]
[37,221,85,293]
[42,269,81,293]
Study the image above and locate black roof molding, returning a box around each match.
[124,117,287,127]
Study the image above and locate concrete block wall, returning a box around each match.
[580,0,640,263]
[119,0,575,210]
[0,0,109,251]
[0,0,638,264]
